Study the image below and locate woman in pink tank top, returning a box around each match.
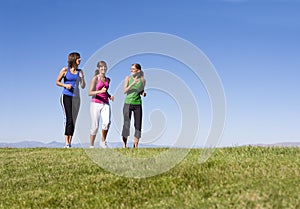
[88,61,114,148]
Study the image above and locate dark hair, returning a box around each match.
[68,52,81,68]
[135,70,144,78]
[132,63,141,71]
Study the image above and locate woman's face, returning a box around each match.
[98,64,107,75]
[131,66,139,75]
[76,57,81,65]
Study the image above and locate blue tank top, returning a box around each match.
[62,68,81,97]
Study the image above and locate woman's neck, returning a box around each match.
[98,74,106,81]
[70,66,77,74]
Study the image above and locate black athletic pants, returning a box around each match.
[61,94,80,136]
[122,104,142,139]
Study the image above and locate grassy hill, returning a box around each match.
[0,146,299,208]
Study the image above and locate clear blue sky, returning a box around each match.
[1,0,299,147]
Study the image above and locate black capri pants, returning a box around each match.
[122,104,142,139]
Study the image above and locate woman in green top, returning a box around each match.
[122,63,146,148]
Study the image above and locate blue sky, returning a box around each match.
[0,0,299,147]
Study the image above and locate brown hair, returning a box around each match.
[95,61,107,75]
[68,52,81,68]
[97,61,107,68]
[132,63,141,70]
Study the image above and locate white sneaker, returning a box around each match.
[100,141,108,148]
[89,145,94,148]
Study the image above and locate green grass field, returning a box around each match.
[0,146,299,209]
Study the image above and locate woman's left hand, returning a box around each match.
[110,95,115,102]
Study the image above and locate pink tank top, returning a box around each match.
[91,76,109,104]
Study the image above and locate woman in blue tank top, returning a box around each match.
[56,52,86,148]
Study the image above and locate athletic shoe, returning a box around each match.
[100,141,108,148]
[64,144,70,148]
[89,145,95,148]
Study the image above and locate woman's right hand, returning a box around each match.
[65,84,72,89]
[98,87,107,94]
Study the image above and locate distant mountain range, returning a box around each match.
[250,142,300,147]
[0,141,77,148]
[0,140,161,148]
[0,141,299,148]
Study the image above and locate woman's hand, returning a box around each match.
[98,87,107,94]
[65,84,72,89]
[110,95,115,102]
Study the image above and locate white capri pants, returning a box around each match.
[90,102,111,135]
